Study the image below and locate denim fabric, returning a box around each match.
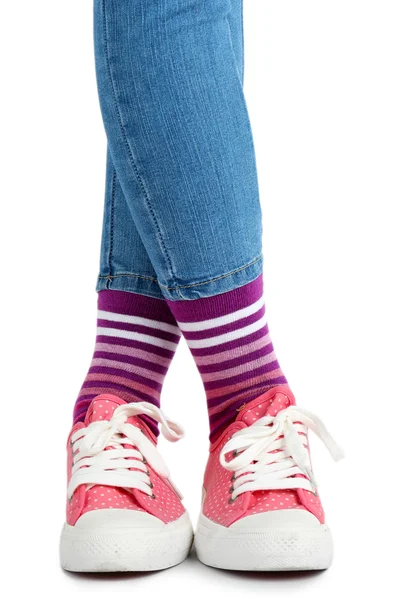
[98,149,164,298]
[95,0,262,300]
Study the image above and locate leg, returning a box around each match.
[94,0,286,438]
[94,0,262,298]
[73,150,181,433]
[74,1,247,427]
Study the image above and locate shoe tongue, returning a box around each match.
[84,394,154,440]
[84,394,125,426]
[237,386,296,426]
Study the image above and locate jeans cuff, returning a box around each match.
[97,256,263,301]
[96,273,165,300]
[160,255,263,300]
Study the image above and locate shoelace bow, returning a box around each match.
[220,406,344,501]
[68,402,184,500]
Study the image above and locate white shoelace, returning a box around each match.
[68,402,184,501]
[220,406,344,501]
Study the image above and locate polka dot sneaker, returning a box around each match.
[60,394,193,572]
[195,385,343,571]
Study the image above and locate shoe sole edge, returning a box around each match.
[60,512,193,572]
[195,513,333,571]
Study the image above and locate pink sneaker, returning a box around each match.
[60,394,193,572]
[195,386,343,571]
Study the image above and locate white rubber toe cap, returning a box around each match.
[61,512,193,572]
[75,509,164,530]
[195,510,332,571]
[229,509,322,531]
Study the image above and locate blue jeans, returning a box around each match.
[95,0,262,301]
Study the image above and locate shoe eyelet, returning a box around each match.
[233,449,238,458]
[151,493,156,500]
[228,496,236,504]
[142,457,147,464]
[149,481,154,489]
[229,486,234,493]
[231,474,236,481]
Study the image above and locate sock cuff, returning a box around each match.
[98,290,177,324]
[166,275,263,323]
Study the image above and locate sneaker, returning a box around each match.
[195,385,343,571]
[60,394,193,572]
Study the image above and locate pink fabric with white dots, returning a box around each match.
[202,385,325,526]
[66,394,185,526]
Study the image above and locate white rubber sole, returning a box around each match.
[60,511,193,572]
[195,510,333,571]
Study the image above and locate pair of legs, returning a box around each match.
[62,2,342,573]
[75,0,287,440]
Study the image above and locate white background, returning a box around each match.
[1,1,398,597]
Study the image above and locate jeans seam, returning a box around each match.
[98,272,159,283]
[159,255,262,291]
[101,0,177,287]
[107,167,116,279]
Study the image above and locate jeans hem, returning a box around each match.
[96,255,263,301]
[96,273,165,300]
[165,256,263,300]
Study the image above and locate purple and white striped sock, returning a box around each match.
[167,275,287,441]
[74,290,180,435]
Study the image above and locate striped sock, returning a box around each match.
[167,275,287,441]
[74,290,180,435]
